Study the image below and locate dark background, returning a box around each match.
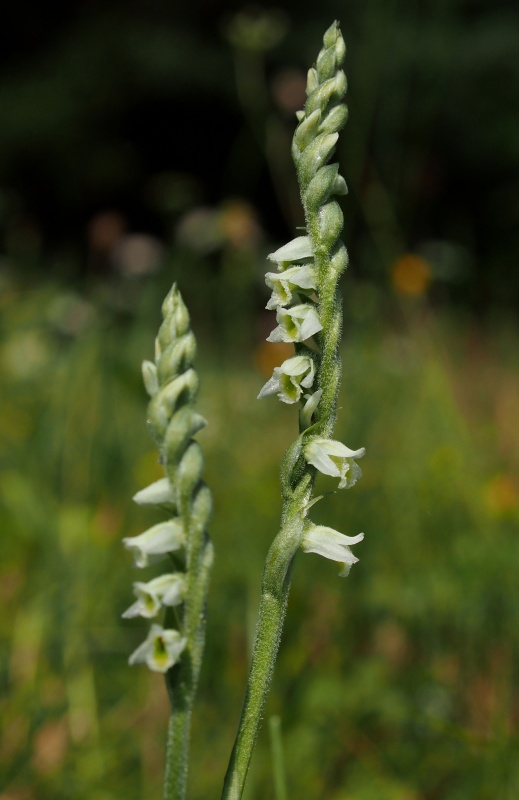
[1,0,518,311]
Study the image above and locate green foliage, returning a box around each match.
[1,271,518,798]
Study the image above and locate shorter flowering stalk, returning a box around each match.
[223,22,365,799]
[124,284,213,800]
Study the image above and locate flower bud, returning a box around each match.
[316,46,337,83]
[330,242,349,276]
[306,67,319,94]
[142,360,159,397]
[176,441,204,506]
[319,104,349,136]
[304,164,340,211]
[322,20,340,50]
[163,406,207,467]
[318,200,343,245]
[191,483,213,532]
[292,109,321,160]
[157,332,197,385]
[148,369,199,439]
[157,286,190,351]
[297,133,339,188]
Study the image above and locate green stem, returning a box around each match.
[221,478,313,799]
[269,716,288,800]
[163,444,214,800]
[163,682,191,800]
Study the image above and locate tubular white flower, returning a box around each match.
[304,437,365,488]
[122,573,187,619]
[128,624,187,672]
[302,523,364,576]
[258,355,315,403]
[267,304,322,343]
[265,265,317,309]
[123,519,185,568]
[268,235,314,265]
[133,477,176,507]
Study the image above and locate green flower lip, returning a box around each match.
[258,354,316,404]
[128,624,187,673]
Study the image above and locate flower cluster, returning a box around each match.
[258,236,323,414]
[259,21,365,576]
[123,285,213,672]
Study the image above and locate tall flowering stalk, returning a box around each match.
[123,285,213,800]
[222,22,365,799]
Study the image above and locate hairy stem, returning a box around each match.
[221,477,312,799]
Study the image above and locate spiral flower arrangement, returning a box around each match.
[123,284,213,799]
[223,22,365,798]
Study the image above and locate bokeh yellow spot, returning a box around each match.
[391,253,431,296]
[484,473,518,517]
[219,200,261,250]
[254,340,294,378]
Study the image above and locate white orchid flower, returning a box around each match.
[123,519,185,568]
[258,355,315,403]
[268,235,314,266]
[265,265,317,309]
[128,624,187,672]
[122,573,187,619]
[267,304,322,343]
[302,523,364,576]
[304,437,365,488]
[133,477,176,507]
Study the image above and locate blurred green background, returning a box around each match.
[1,1,518,798]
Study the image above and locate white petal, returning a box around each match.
[123,520,185,568]
[280,355,311,377]
[339,459,363,490]
[302,525,364,577]
[305,441,341,477]
[297,307,322,340]
[322,440,366,460]
[266,324,287,343]
[158,574,187,606]
[257,374,281,399]
[268,236,313,263]
[265,265,317,310]
[133,478,176,507]
[122,600,143,619]
[128,639,150,666]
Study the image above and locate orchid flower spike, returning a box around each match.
[305,437,365,488]
[129,624,187,673]
[302,523,364,576]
